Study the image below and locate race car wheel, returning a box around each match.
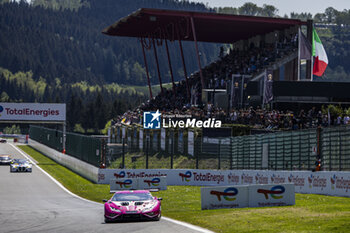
[154,213,161,221]
[104,217,113,223]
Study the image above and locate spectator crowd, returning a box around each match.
[142,33,298,112]
[113,33,350,131]
[116,105,350,131]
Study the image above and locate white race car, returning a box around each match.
[10,159,32,172]
[0,155,12,165]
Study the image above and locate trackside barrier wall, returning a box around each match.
[201,184,295,209]
[98,169,350,197]
[29,139,99,183]
[109,177,167,192]
[29,125,102,167]
[25,137,350,197]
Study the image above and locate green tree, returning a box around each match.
[0,91,10,101]
[131,62,146,85]
[73,124,85,134]
[239,3,260,16]
[261,4,278,17]
[324,7,338,23]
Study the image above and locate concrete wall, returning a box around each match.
[29,139,99,183]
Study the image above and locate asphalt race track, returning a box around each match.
[0,143,210,233]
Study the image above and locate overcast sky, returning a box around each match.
[190,0,350,16]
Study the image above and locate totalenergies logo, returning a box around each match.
[257,185,285,199]
[115,179,132,188]
[179,171,192,182]
[0,105,3,117]
[210,187,238,201]
[114,171,126,179]
[144,178,160,187]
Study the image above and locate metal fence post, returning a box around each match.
[299,132,301,170]
[195,138,199,169]
[146,133,149,169]
[170,130,174,169]
[339,130,342,171]
[218,139,221,170]
[122,138,125,169]
[316,126,322,171]
[329,130,332,171]
[307,132,311,170]
[230,137,233,170]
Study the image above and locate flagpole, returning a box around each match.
[310,24,314,81]
[311,57,314,81]
[297,27,301,81]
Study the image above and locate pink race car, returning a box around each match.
[103,190,162,223]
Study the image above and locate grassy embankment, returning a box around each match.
[18,145,350,233]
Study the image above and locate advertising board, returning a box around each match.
[201,184,295,210]
[110,178,138,192]
[0,103,66,121]
[109,176,167,192]
[138,176,167,190]
[248,184,295,207]
[98,169,350,197]
[201,185,249,210]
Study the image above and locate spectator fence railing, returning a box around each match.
[107,125,349,171]
[29,124,350,171]
[29,125,104,167]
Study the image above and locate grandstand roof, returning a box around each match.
[102,8,307,44]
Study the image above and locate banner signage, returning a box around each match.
[138,176,167,190]
[109,176,167,192]
[0,103,66,121]
[248,184,295,207]
[110,178,138,191]
[201,184,295,210]
[201,185,249,210]
[99,169,350,197]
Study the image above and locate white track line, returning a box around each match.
[12,143,214,233]
[162,217,214,233]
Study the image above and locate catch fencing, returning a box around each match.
[29,125,104,167]
[107,125,350,171]
[29,124,350,171]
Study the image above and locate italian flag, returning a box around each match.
[312,28,328,76]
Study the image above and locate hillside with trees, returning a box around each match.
[0,0,218,86]
[0,67,145,132]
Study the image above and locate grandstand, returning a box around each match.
[103,8,350,129]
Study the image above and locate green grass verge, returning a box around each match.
[18,145,350,233]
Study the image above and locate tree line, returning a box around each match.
[0,0,218,86]
[0,68,145,133]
